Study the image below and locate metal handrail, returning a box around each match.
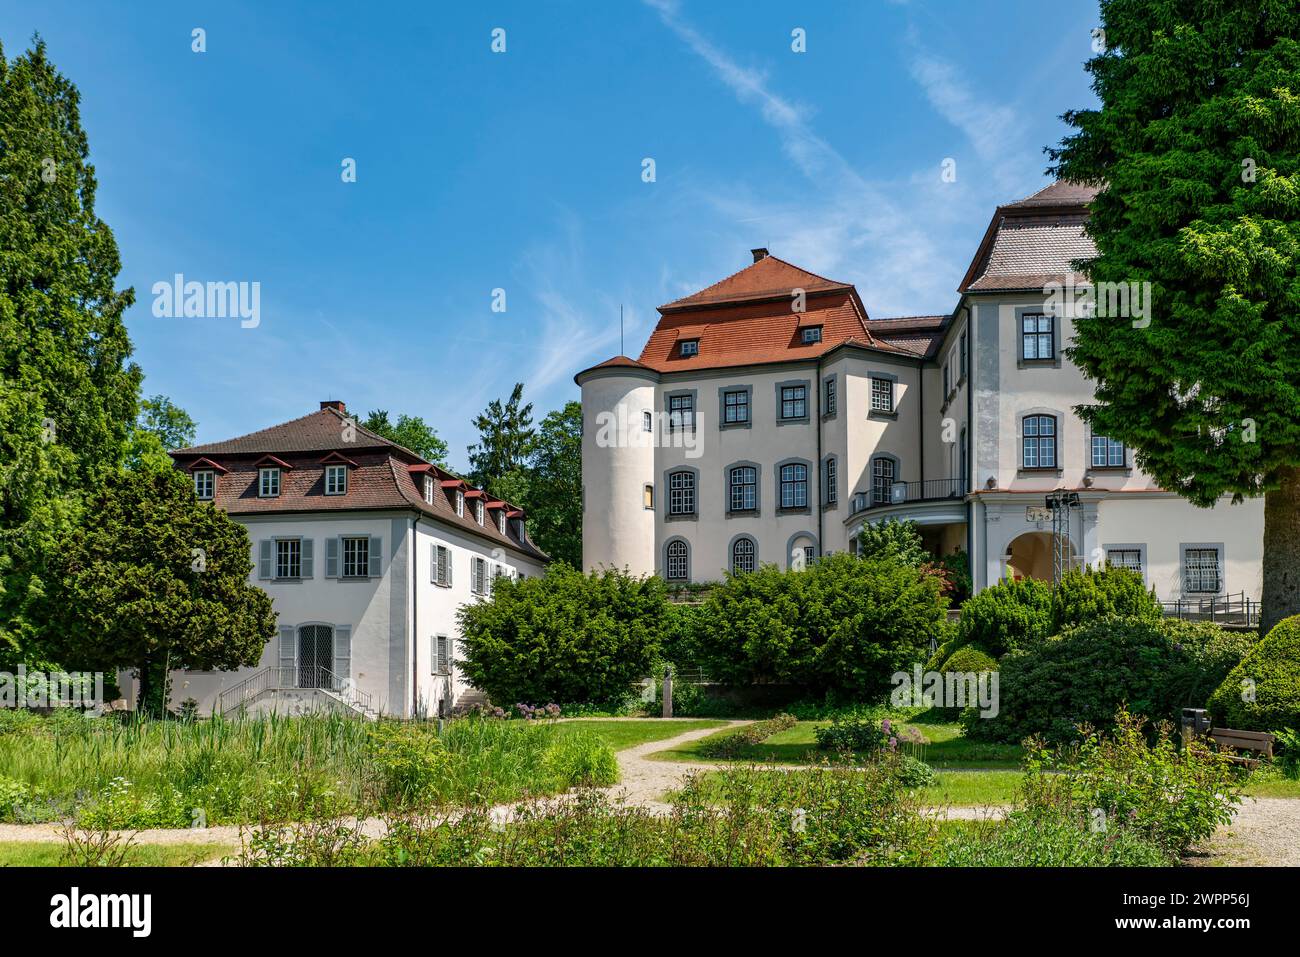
[216,664,373,716]
[1160,591,1260,627]
[851,477,968,515]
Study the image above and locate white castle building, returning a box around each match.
[576,183,1264,604]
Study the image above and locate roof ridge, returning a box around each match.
[173,409,324,456]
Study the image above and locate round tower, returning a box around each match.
[576,358,659,576]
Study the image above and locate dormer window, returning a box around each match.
[801,326,823,345]
[456,490,465,517]
[679,339,699,358]
[475,500,485,526]
[193,470,215,500]
[497,512,506,534]
[423,475,436,504]
[259,467,281,498]
[325,464,347,496]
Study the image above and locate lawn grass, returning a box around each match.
[648,714,1022,768]
[555,720,725,752]
[1242,768,1300,798]
[0,841,228,867]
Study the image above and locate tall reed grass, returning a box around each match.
[0,709,616,827]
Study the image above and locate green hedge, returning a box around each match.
[1208,615,1300,733]
[1052,565,1162,631]
[966,617,1254,744]
[457,564,664,707]
[954,577,1053,658]
[694,553,947,700]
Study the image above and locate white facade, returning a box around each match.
[578,194,1265,604]
[165,510,544,719]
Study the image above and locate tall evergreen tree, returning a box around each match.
[520,401,582,566]
[1050,0,1300,632]
[467,382,535,493]
[0,38,141,662]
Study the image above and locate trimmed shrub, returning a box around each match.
[967,617,1252,744]
[940,644,998,675]
[1052,565,1161,631]
[1208,615,1300,733]
[695,553,947,699]
[697,713,796,759]
[814,714,890,752]
[954,577,1053,658]
[457,564,664,707]
[856,518,930,567]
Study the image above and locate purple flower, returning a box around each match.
[889,737,898,749]
[882,719,892,733]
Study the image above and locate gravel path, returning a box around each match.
[1195,797,1300,867]
[598,720,753,812]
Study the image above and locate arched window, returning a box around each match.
[665,540,689,581]
[1022,414,1057,469]
[729,466,757,512]
[732,537,756,575]
[668,470,696,515]
[871,456,896,505]
[779,463,808,509]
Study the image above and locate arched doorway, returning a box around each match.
[1004,531,1075,583]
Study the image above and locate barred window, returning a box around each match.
[1022,415,1057,469]
[729,466,757,512]
[1184,547,1222,594]
[732,537,756,575]
[666,540,688,581]
[668,471,695,515]
[1106,548,1142,574]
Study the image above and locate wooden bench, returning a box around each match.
[1207,728,1275,767]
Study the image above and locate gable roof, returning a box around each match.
[959,181,1101,294]
[659,254,853,312]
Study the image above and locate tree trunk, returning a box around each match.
[1261,464,1300,636]
[136,656,154,718]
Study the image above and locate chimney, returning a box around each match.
[320,400,346,413]
[751,247,769,263]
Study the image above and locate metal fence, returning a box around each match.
[1160,591,1260,628]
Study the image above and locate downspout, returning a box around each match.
[917,356,924,486]
[411,516,418,718]
[965,305,976,591]
[815,354,823,555]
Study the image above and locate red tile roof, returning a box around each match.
[659,254,852,312]
[170,406,545,561]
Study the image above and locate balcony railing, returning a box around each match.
[850,478,968,516]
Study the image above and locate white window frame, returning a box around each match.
[275,537,302,580]
[731,537,756,575]
[259,467,281,497]
[325,464,347,496]
[668,470,695,515]
[679,339,699,357]
[801,326,822,344]
[1091,435,1126,469]
[456,490,465,517]
[193,470,215,500]
[870,378,894,413]
[341,535,369,579]
[423,475,436,504]
[497,511,506,534]
[475,499,485,526]
[665,539,688,581]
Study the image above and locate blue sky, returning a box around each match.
[2,0,1099,471]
